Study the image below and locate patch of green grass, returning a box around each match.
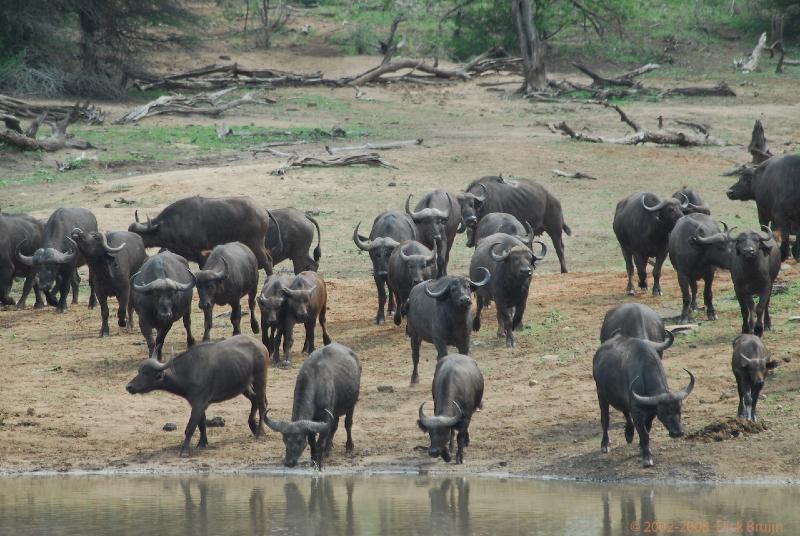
[283,94,351,112]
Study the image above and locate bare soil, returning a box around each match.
[2,33,800,482]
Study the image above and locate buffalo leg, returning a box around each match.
[735,376,747,419]
[623,249,635,295]
[197,412,209,448]
[512,300,527,331]
[231,302,243,336]
[410,334,421,385]
[550,232,568,274]
[31,278,45,309]
[154,324,173,361]
[319,305,332,346]
[633,253,648,293]
[433,339,449,359]
[126,288,135,328]
[472,295,483,332]
[344,409,354,452]
[623,411,634,444]
[323,417,339,457]
[70,269,80,305]
[254,246,274,277]
[0,268,13,306]
[703,272,716,320]
[374,276,387,325]
[87,271,97,309]
[272,326,284,364]
[118,286,129,328]
[763,290,773,332]
[98,293,110,337]
[248,288,259,334]
[261,316,272,354]
[393,296,403,326]
[779,224,791,261]
[677,272,692,323]
[651,250,667,297]
[750,383,763,421]
[180,405,206,456]
[183,310,196,348]
[139,317,155,357]
[455,336,469,357]
[201,307,213,343]
[737,295,751,334]
[688,279,698,311]
[633,412,653,467]
[387,287,396,318]
[17,275,35,309]
[500,307,515,347]
[303,320,315,354]
[599,398,610,453]
[57,272,72,312]
[283,320,294,365]
[455,423,469,464]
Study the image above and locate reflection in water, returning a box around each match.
[0,474,794,535]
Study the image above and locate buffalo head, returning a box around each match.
[265,409,332,468]
[641,194,684,229]
[726,167,757,201]
[195,257,229,311]
[631,368,694,438]
[689,221,731,269]
[133,271,195,323]
[424,268,490,309]
[417,401,462,462]
[399,242,437,287]
[282,285,317,321]
[732,227,774,260]
[353,222,400,278]
[456,184,487,233]
[128,210,161,247]
[672,189,710,215]
[490,240,546,277]
[126,347,174,393]
[16,236,79,290]
[405,194,450,247]
[71,228,125,260]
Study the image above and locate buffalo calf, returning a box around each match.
[281,271,332,364]
[126,335,268,457]
[417,354,483,464]
[266,342,361,469]
[257,273,294,362]
[732,334,779,421]
[387,240,437,326]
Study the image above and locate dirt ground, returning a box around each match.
[2,29,800,482]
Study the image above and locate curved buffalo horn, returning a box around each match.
[647,329,675,353]
[134,272,195,293]
[758,225,773,241]
[209,256,228,280]
[719,221,729,233]
[489,242,509,262]
[738,353,754,366]
[352,222,374,252]
[673,368,695,402]
[641,194,670,212]
[630,376,669,407]
[399,243,414,262]
[15,240,34,266]
[693,229,727,245]
[517,221,535,246]
[131,210,159,233]
[50,236,78,264]
[473,183,487,203]
[532,240,547,261]
[71,227,85,238]
[725,225,739,242]
[418,401,461,429]
[468,266,491,289]
[268,210,283,257]
[456,218,466,234]
[296,419,331,434]
[405,194,422,220]
[424,279,451,298]
[677,193,689,209]
[135,210,141,223]
[99,232,125,254]
[264,409,289,434]
[379,237,401,249]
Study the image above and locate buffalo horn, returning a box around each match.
[296,419,331,434]
[518,221,535,246]
[468,266,491,289]
[352,222,373,251]
[641,194,669,212]
[647,329,675,353]
[758,225,773,242]
[424,278,450,298]
[51,237,78,264]
[418,401,461,429]
[264,409,289,433]
[532,240,547,261]
[489,242,509,262]
[100,233,125,254]
[15,240,34,266]
[673,369,695,402]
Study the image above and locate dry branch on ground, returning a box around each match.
[115,89,274,124]
[0,95,104,124]
[0,104,96,152]
[324,138,423,155]
[271,153,397,176]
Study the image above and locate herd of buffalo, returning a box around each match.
[1,153,798,469]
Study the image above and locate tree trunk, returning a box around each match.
[78,8,99,73]
[511,0,547,93]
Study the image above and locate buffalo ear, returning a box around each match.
[417,419,427,432]
[766,359,780,370]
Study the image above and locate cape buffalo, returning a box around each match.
[600,304,666,348]
[0,211,44,308]
[613,192,685,296]
[266,342,361,469]
[730,227,781,336]
[387,240,437,326]
[353,210,417,325]
[16,207,97,312]
[469,233,546,347]
[405,268,490,385]
[726,154,800,260]
[405,190,459,277]
[593,331,694,467]
[257,273,294,362]
[418,353,484,464]
[732,334,779,421]
[132,251,196,359]
[672,188,710,215]
[668,214,731,323]
[458,176,571,273]
[71,229,147,337]
[472,212,531,247]
[126,335,268,457]
[266,207,322,274]
[128,195,274,275]
[281,271,331,364]
[194,242,260,342]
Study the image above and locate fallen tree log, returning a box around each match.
[115,89,273,124]
[661,82,736,97]
[345,60,469,86]
[0,95,104,124]
[272,153,397,176]
[324,138,423,154]
[552,168,598,180]
[0,104,96,152]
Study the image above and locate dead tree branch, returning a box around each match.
[115,89,274,124]
[734,32,768,72]
[661,82,736,97]
[0,95,104,124]
[552,168,598,180]
[0,104,95,152]
[748,119,772,164]
[324,138,423,154]
[272,153,397,175]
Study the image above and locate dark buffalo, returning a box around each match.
[16,207,97,312]
[71,229,147,337]
[732,334,779,421]
[353,210,417,325]
[0,211,44,308]
[405,190,459,277]
[455,184,487,244]
[266,207,322,274]
[128,195,274,274]
[458,176,571,273]
[281,271,331,364]
[266,342,361,469]
[613,192,685,296]
[126,335,268,457]
[132,251,196,359]
[672,188,710,215]
[194,242,260,342]
[469,233,546,347]
[472,212,533,247]
[417,353,484,464]
[668,214,731,323]
[730,227,781,336]
[600,304,666,347]
[593,331,694,467]
[726,154,800,260]
[404,268,491,385]
[387,240,437,326]
[257,273,294,363]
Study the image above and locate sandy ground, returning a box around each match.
[2,23,800,482]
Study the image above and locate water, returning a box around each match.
[0,473,793,535]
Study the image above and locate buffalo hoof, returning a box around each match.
[33,302,45,310]
[99,330,109,338]
[505,339,515,348]
[642,457,654,468]
[179,448,190,458]
[601,445,610,454]
[345,440,353,452]
[197,440,208,448]
[679,317,690,324]
[626,289,635,296]
[652,289,662,297]
[707,311,717,321]
[279,360,292,369]
[118,318,127,327]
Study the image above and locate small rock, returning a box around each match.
[777,405,783,410]
[103,203,111,208]
[498,461,508,467]
[207,416,225,427]
[783,356,792,363]
[162,423,177,432]
[219,55,231,60]
[26,407,35,416]
[387,181,397,187]
[529,379,538,386]
[377,385,394,393]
